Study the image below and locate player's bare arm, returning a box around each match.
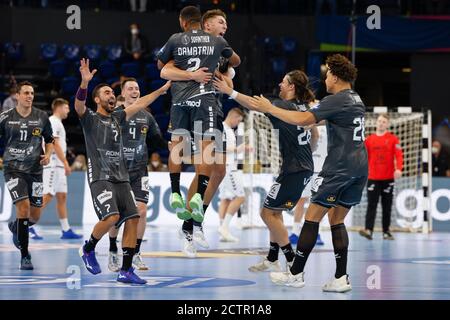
[213,75,257,110]
[124,81,171,120]
[53,137,71,176]
[75,58,97,117]
[41,142,54,166]
[161,60,212,83]
[228,52,241,67]
[250,95,317,126]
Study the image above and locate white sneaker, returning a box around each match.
[181,231,197,258]
[270,270,305,288]
[193,227,209,249]
[218,226,239,242]
[108,251,120,272]
[322,275,352,293]
[248,258,281,272]
[132,253,149,270]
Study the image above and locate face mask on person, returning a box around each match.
[131,28,139,36]
[432,147,439,155]
[151,161,159,167]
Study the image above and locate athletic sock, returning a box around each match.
[223,213,233,229]
[84,234,100,253]
[170,173,181,194]
[59,218,70,232]
[331,223,349,278]
[135,238,143,254]
[290,220,319,275]
[109,236,118,253]
[121,247,135,271]
[281,243,295,262]
[267,242,279,262]
[182,219,194,234]
[197,175,209,198]
[203,204,209,214]
[17,219,29,258]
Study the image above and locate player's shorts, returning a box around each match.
[43,166,67,195]
[89,180,139,228]
[311,173,368,208]
[129,171,149,204]
[219,169,245,200]
[169,95,221,137]
[264,170,313,211]
[4,171,43,207]
[301,172,319,198]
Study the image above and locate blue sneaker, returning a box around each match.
[289,233,299,244]
[117,267,147,285]
[61,229,83,239]
[316,233,324,245]
[8,221,19,249]
[79,242,101,275]
[29,227,43,240]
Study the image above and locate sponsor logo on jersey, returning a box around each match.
[304,176,312,186]
[8,148,26,155]
[311,176,324,192]
[26,146,34,155]
[6,178,19,190]
[190,35,210,43]
[32,128,42,137]
[181,34,190,45]
[129,120,136,126]
[141,125,148,135]
[97,190,113,204]
[141,176,150,192]
[327,195,336,202]
[32,182,44,197]
[105,151,120,157]
[7,121,20,125]
[185,100,202,108]
[123,147,135,153]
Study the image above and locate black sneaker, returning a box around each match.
[383,232,394,240]
[20,254,34,270]
[8,221,20,249]
[359,229,373,240]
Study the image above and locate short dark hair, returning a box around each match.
[202,9,227,28]
[17,81,34,93]
[326,54,358,83]
[180,6,202,25]
[51,98,69,111]
[92,83,111,101]
[121,77,138,91]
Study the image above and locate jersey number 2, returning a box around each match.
[353,117,365,141]
[297,128,311,146]
[186,58,201,72]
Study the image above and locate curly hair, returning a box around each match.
[326,54,358,83]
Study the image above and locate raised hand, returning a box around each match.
[213,75,232,95]
[79,58,97,84]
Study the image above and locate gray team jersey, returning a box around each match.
[115,106,162,174]
[157,29,233,104]
[0,107,54,174]
[310,89,368,177]
[267,99,314,175]
[79,108,129,184]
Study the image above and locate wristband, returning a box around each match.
[76,87,87,101]
[230,90,238,99]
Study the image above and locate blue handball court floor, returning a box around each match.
[1,223,450,300]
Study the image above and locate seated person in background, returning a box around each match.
[148,152,168,172]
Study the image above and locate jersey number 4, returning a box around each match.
[353,117,365,142]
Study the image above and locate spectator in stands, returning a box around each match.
[148,152,168,172]
[123,23,149,62]
[2,87,18,112]
[71,154,87,171]
[130,0,148,12]
[432,140,450,177]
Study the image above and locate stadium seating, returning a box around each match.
[40,43,58,62]
[62,44,80,62]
